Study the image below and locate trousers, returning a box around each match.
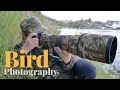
[73,59,96,79]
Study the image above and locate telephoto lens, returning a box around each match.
[38,33,117,64]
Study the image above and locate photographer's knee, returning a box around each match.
[74,59,96,79]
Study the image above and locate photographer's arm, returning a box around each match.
[22,33,39,54]
[14,33,39,59]
[54,47,75,70]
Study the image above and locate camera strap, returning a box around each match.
[76,33,86,55]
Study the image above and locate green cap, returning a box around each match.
[20,16,48,33]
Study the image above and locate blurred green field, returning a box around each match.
[0,11,115,79]
[90,61,112,79]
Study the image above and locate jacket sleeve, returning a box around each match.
[13,44,41,70]
[13,44,25,61]
[14,47,22,55]
[14,43,22,52]
[60,54,81,71]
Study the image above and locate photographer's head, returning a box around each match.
[20,16,48,44]
[20,16,48,37]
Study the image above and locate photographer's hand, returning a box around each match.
[54,47,72,64]
[22,33,39,54]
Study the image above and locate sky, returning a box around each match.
[41,11,120,22]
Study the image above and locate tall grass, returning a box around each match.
[0,12,34,65]
[0,11,59,63]
[0,11,60,79]
[0,12,29,78]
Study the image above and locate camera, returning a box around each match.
[31,32,117,64]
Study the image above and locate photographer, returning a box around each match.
[14,16,96,79]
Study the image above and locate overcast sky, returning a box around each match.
[41,11,120,22]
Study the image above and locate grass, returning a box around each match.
[0,11,60,79]
[90,60,113,79]
[0,11,116,79]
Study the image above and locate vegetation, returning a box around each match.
[90,61,112,79]
[0,11,60,79]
